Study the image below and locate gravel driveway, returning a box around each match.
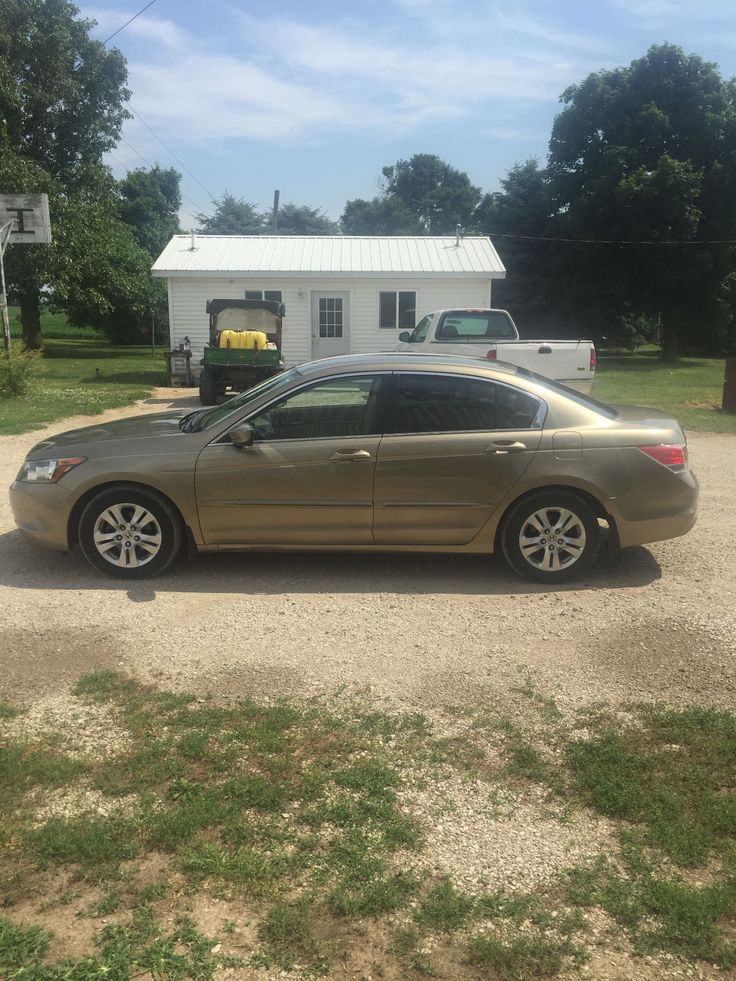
[1,388,734,715]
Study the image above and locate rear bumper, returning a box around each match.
[614,470,699,548]
[616,509,697,548]
[9,481,73,551]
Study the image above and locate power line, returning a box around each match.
[117,137,210,214]
[488,230,736,247]
[101,0,158,46]
[129,106,217,203]
[96,0,216,212]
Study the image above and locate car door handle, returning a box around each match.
[329,449,372,461]
[538,345,552,354]
[486,441,527,454]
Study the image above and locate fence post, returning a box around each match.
[723,357,736,413]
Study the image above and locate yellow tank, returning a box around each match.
[219,329,267,350]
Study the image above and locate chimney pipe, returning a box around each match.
[272,189,280,232]
[189,229,196,250]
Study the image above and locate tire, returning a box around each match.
[501,491,600,584]
[199,369,217,405]
[78,486,183,580]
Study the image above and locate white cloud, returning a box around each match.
[89,3,610,156]
[497,13,613,55]
[129,55,342,142]
[83,7,189,50]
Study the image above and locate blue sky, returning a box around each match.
[83,0,736,228]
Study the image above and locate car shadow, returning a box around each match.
[0,529,662,602]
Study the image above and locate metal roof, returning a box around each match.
[152,235,505,278]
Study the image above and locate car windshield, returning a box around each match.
[182,368,303,432]
[516,368,618,419]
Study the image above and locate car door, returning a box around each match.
[195,373,386,545]
[373,372,544,545]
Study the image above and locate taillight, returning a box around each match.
[590,346,597,371]
[486,349,497,360]
[638,444,687,471]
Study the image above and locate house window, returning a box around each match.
[245,289,283,303]
[379,290,416,329]
[319,297,343,338]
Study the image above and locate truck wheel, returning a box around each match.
[199,370,217,405]
[501,491,600,583]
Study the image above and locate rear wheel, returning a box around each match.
[199,369,217,405]
[501,492,600,583]
[79,486,183,580]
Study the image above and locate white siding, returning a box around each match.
[168,275,492,372]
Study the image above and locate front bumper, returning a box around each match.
[9,480,74,551]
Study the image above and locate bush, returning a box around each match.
[0,349,37,397]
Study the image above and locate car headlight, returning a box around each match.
[17,457,86,483]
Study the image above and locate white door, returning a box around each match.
[311,292,350,360]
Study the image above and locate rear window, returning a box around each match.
[517,369,618,419]
[436,310,516,340]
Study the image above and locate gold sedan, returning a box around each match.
[10,354,698,583]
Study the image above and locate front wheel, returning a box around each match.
[199,369,217,405]
[78,486,183,579]
[501,492,600,583]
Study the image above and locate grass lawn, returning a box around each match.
[0,675,734,978]
[1,309,166,436]
[595,348,734,432]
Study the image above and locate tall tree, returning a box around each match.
[341,196,422,235]
[119,166,181,258]
[196,193,265,235]
[382,154,482,234]
[0,0,130,347]
[547,44,736,358]
[274,203,338,235]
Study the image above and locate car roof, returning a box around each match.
[297,352,521,378]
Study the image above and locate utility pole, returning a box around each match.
[0,221,13,354]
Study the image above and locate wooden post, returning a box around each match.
[723,357,736,413]
[0,221,13,354]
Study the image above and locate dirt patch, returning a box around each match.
[0,627,121,704]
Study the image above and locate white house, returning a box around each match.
[151,234,506,373]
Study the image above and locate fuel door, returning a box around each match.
[553,431,583,460]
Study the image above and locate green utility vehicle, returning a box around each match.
[198,298,286,405]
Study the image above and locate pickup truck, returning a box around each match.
[398,308,596,393]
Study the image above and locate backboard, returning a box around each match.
[0,194,52,244]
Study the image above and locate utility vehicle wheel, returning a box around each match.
[78,486,183,580]
[199,369,217,405]
[501,492,600,584]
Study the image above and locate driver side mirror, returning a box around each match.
[230,423,254,448]
[399,331,411,343]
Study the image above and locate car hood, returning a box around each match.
[27,410,189,457]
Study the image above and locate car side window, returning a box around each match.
[248,374,385,441]
[393,374,541,434]
[409,315,432,343]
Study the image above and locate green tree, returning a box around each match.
[477,160,652,348]
[382,153,482,234]
[274,203,338,235]
[0,0,130,348]
[119,166,182,258]
[196,193,265,235]
[548,44,736,358]
[341,196,422,235]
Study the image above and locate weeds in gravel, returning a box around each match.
[1,673,735,977]
[0,910,243,978]
[467,931,586,980]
